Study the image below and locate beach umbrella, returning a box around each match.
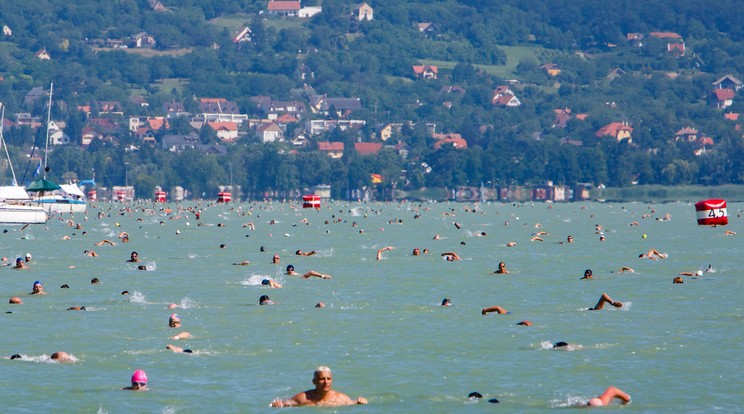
[26,179,61,192]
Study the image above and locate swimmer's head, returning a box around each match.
[10,354,22,360]
[259,295,270,304]
[131,369,148,385]
[553,341,569,348]
[468,391,483,399]
[584,269,593,277]
[441,298,451,306]
[16,258,23,263]
[261,279,270,286]
[695,270,703,276]
[169,314,181,327]
[286,265,294,272]
[24,253,32,261]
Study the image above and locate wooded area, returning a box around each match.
[1,0,743,199]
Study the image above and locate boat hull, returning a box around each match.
[0,203,48,224]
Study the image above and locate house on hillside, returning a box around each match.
[491,86,521,107]
[299,7,322,18]
[148,0,167,11]
[432,133,467,150]
[595,122,633,142]
[233,27,252,44]
[713,74,742,92]
[354,3,374,21]
[541,63,561,77]
[552,108,572,128]
[309,95,362,117]
[674,127,699,142]
[35,48,51,60]
[649,32,682,40]
[667,43,685,57]
[256,122,284,143]
[267,1,301,16]
[162,134,200,153]
[208,121,239,142]
[318,141,344,158]
[130,95,149,107]
[354,142,382,156]
[412,65,438,80]
[163,100,189,118]
[98,101,124,116]
[3,25,12,36]
[48,121,70,145]
[710,89,735,109]
[130,32,156,48]
[24,86,46,105]
[198,98,247,124]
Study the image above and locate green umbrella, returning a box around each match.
[26,179,62,192]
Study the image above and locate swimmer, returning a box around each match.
[168,314,181,328]
[13,258,27,269]
[91,278,100,284]
[67,306,86,311]
[166,344,193,353]
[566,235,574,243]
[50,351,73,362]
[679,270,703,277]
[272,254,280,264]
[262,279,283,288]
[441,252,461,261]
[433,234,442,240]
[295,250,317,256]
[412,248,420,256]
[639,249,666,260]
[95,239,116,246]
[441,298,452,306]
[170,332,192,340]
[618,266,635,273]
[481,305,508,315]
[581,269,593,279]
[30,281,46,295]
[83,250,98,257]
[629,221,639,226]
[588,293,622,310]
[302,271,331,280]
[725,230,736,235]
[586,386,630,407]
[494,261,509,274]
[506,241,516,247]
[270,366,367,407]
[259,295,276,305]
[516,320,533,326]
[24,253,32,263]
[127,251,140,262]
[285,265,300,276]
[315,302,326,308]
[530,236,543,242]
[9,296,23,304]
[673,277,684,284]
[123,369,148,391]
[118,232,130,242]
[376,246,393,260]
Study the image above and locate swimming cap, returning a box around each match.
[16,258,22,262]
[25,253,31,259]
[33,281,41,286]
[169,313,180,321]
[286,265,294,271]
[695,270,703,276]
[131,369,148,384]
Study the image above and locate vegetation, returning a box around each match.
[0,0,743,200]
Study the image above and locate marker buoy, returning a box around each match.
[302,195,321,210]
[695,199,728,226]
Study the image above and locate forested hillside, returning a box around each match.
[1,0,743,199]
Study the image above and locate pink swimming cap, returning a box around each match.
[131,369,148,384]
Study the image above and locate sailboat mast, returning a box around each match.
[43,83,53,179]
[0,104,19,185]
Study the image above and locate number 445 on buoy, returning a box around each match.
[695,199,728,226]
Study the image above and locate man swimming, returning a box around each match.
[586,386,630,406]
[270,366,367,407]
[588,293,623,310]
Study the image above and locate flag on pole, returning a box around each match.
[370,173,382,184]
[33,161,42,177]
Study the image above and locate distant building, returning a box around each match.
[412,65,438,80]
[267,1,301,16]
[596,122,633,142]
[353,2,374,21]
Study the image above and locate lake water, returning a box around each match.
[1,200,741,413]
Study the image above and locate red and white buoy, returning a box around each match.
[154,190,167,203]
[302,194,321,209]
[217,192,232,203]
[695,199,728,226]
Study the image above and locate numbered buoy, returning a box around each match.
[695,199,728,226]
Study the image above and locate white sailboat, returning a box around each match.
[0,103,48,224]
[26,83,88,214]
